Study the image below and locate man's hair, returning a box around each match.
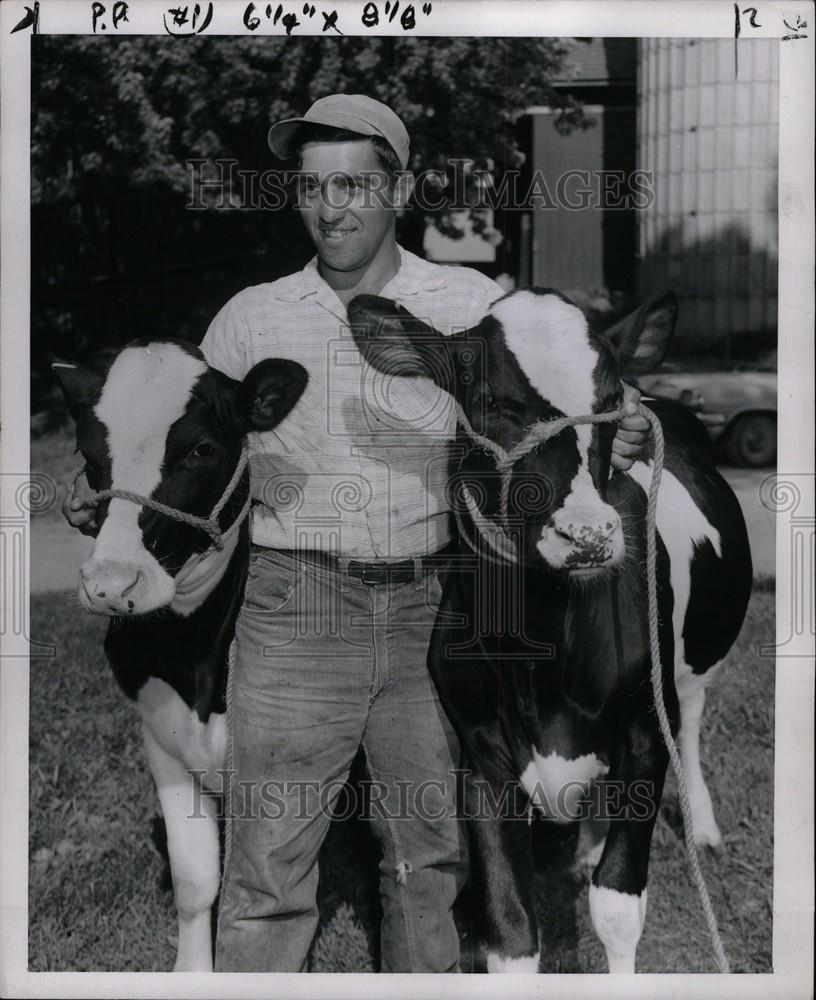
[292,124,403,185]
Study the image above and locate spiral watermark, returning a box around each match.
[1,472,58,658]
[759,473,814,657]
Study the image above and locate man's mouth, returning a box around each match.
[319,226,356,243]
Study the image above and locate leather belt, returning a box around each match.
[346,556,445,585]
[270,545,454,585]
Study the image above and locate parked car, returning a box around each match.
[637,356,777,467]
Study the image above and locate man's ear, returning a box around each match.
[49,355,104,422]
[347,294,461,393]
[604,292,678,375]
[235,359,308,432]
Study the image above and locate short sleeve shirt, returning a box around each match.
[200,246,502,558]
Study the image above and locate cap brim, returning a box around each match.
[267,118,308,159]
[267,113,381,159]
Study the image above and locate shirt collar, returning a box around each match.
[272,245,448,304]
[382,246,448,298]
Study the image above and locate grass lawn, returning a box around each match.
[30,424,79,526]
[28,590,774,973]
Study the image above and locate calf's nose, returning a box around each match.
[80,561,142,614]
[551,514,617,546]
[550,510,623,565]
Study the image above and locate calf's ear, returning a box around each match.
[236,359,308,432]
[49,356,104,422]
[348,294,460,393]
[605,291,677,375]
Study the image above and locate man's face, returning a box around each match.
[296,139,395,274]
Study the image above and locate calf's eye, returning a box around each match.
[192,441,216,459]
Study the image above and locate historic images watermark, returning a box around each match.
[186,159,656,213]
[187,768,659,825]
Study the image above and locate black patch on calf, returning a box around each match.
[684,529,752,673]
[105,522,249,718]
[138,369,246,570]
[662,439,752,674]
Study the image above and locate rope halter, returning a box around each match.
[452,402,628,563]
[72,443,251,551]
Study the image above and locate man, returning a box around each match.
[64,94,649,972]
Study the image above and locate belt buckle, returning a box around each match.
[360,563,385,586]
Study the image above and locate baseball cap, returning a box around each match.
[267,94,410,169]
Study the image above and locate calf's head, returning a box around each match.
[349,288,676,576]
[53,339,307,615]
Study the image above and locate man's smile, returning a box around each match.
[318,224,357,243]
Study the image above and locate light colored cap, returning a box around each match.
[267,94,410,169]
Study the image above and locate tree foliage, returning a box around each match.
[31,35,584,375]
[33,34,581,204]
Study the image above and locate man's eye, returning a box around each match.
[332,175,356,197]
[192,442,216,459]
[297,176,319,196]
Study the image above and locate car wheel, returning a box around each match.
[725,413,777,467]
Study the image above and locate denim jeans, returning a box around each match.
[215,546,468,972]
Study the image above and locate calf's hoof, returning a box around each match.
[690,813,724,855]
[486,951,540,973]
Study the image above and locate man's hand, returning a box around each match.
[62,474,100,537]
[610,383,650,472]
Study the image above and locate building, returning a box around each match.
[519,37,779,354]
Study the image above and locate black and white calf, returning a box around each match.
[52,340,307,970]
[349,289,752,973]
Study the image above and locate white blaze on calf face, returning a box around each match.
[492,292,598,421]
[81,344,207,613]
[490,291,623,569]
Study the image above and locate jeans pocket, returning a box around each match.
[242,548,301,614]
[426,568,444,608]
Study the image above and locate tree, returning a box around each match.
[31,35,586,366]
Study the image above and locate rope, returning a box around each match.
[221,638,237,893]
[71,445,250,550]
[454,404,627,531]
[455,401,730,973]
[639,407,730,973]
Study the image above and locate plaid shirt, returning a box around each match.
[201,246,503,558]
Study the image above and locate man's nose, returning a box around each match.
[319,206,345,225]
[319,180,353,215]
[318,192,347,222]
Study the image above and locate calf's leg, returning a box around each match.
[574,817,609,874]
[465,769,540,972]
[675,663,723,849]
[589,717,668,973]
[142,725,220,971]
